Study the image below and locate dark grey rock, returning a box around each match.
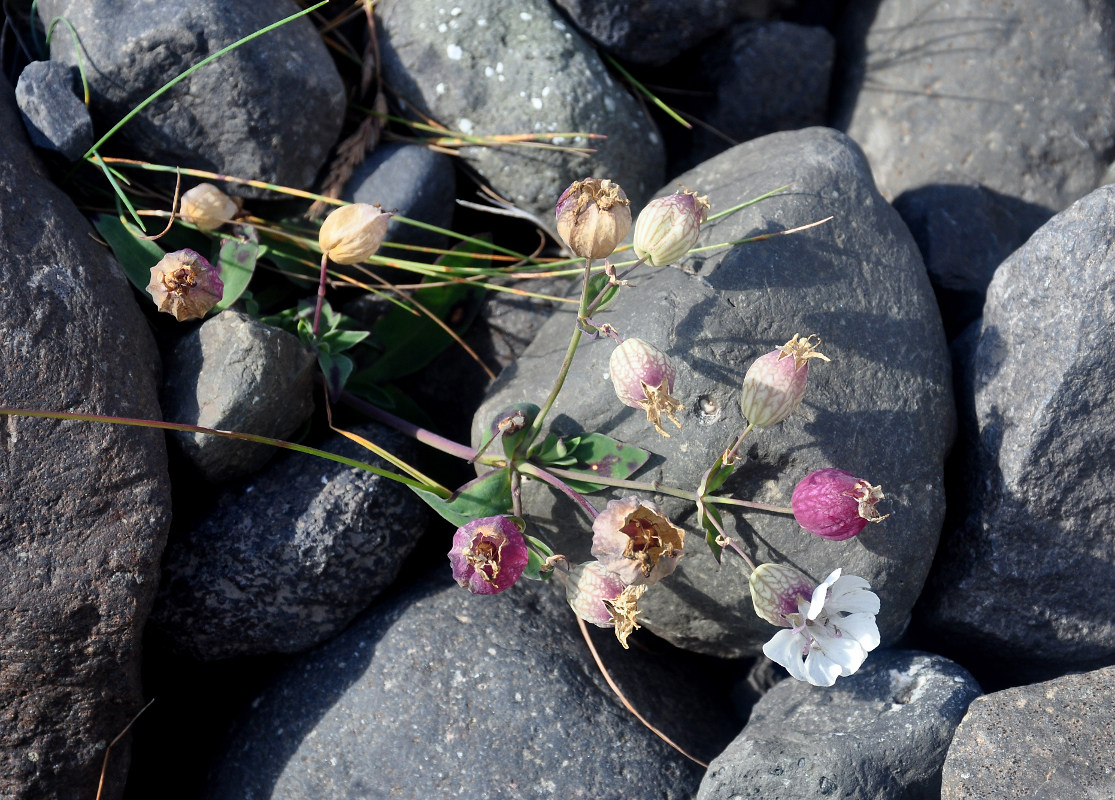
[205,574,731,799]
[14,60,94,161]
[473,127,955,659]
[677,21,835,172]
[342,142,456,255]
[151,424,427,661]
[550,0,770,65]
[834,0,1115,334]
[0,74,170,800]
[700,650,982,800]
[941,666,1115,799]
[917,184,1115,672]
[162,310,316,482]
[375,0,665,223]
[37,0,345,196]
[892,181,1053,339]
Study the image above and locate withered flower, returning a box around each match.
[555,178,631,260]
[609,337,683,437]
[565,560,647,649]
[591,497,685,586]
[146,248,223,321]
[179,183,240,230]
[318,203,392,265]
[448,516,530,595]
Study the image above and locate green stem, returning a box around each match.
[706,496,793,515]
[521,257,594,454]
[518,462,599,520]
[544,466,696,504]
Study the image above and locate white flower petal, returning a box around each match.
[827,576,880,615]
[802,647,843,686]
[763,629,810,682]
[835,613,881,651]
[807,568,842,620]
[816,632,869,677]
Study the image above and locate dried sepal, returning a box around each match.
[739,333,830,427]
[565,561,647,649]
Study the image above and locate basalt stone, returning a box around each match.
[15,60,94,161]
[0,74,170,800]
[917,185,1115,674]
[341,142,456,255]
[375,0,665,224]
[675,21,835,172]
[151,424,427,661]
[204,574,733,799]
[550,0,770,65]
[161,310,316,483]
[37,0,345,197]
[941,666,1115,799]
[834,0,1115,336]
[700,651,982,800]
[473,127,954,659]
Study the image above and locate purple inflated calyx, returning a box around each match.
[609,337,683,437]
[448,516,531,595]
[739,333,830,427]
[792,468,890,540]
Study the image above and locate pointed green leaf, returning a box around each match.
[213,224,260,312]
[586,271,620,314]
[558,432,650,493]
[92,213,165,293]
[522,533,556,581]
[411,467,513,527]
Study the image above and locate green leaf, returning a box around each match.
[698,502,725,564]
[533,432,581,467]
[698,455,735,497]
[586,271,620,314]
[411,468,513,527]
[480,402,538,460]
[522,533,556,581]
[318,351,354,401]
[319,328,371,352]
[92,213,165,293]
[557,432,651,493]
[213,224,260,312]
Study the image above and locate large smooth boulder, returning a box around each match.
[38,0,345,196]
[375,0,665,222]
[918,185,1115,672]
[204,574,731,799]
[474,127,954,658]
[0,75,171,800]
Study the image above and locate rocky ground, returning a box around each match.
[2,1,1115,799]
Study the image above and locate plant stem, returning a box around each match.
[518,462,598,520]
[522,257,594,454]
[339,391,500,465]
[312,253,329,335]
[705,496,794,515]
[544,466,696,504]
[723,422,755,464]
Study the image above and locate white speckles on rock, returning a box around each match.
[519,11,532,20]
[456,118,474,135]
[531,97,543,110]
[484,66,494,77]
[435,82,446,95]
[604,96,616,114]
[446,43,462,60]
[553,19,566,30]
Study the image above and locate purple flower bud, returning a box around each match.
[792,468,889,540]
[448,516,530,595]
[146,249,224,321]
[609,337,683,437]
[632,187,710,267]
[739,334,830,427]
[555,178,632,259]
[591,497,685,586]
[565,560,646,648]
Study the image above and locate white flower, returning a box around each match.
[759,567,881,687]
